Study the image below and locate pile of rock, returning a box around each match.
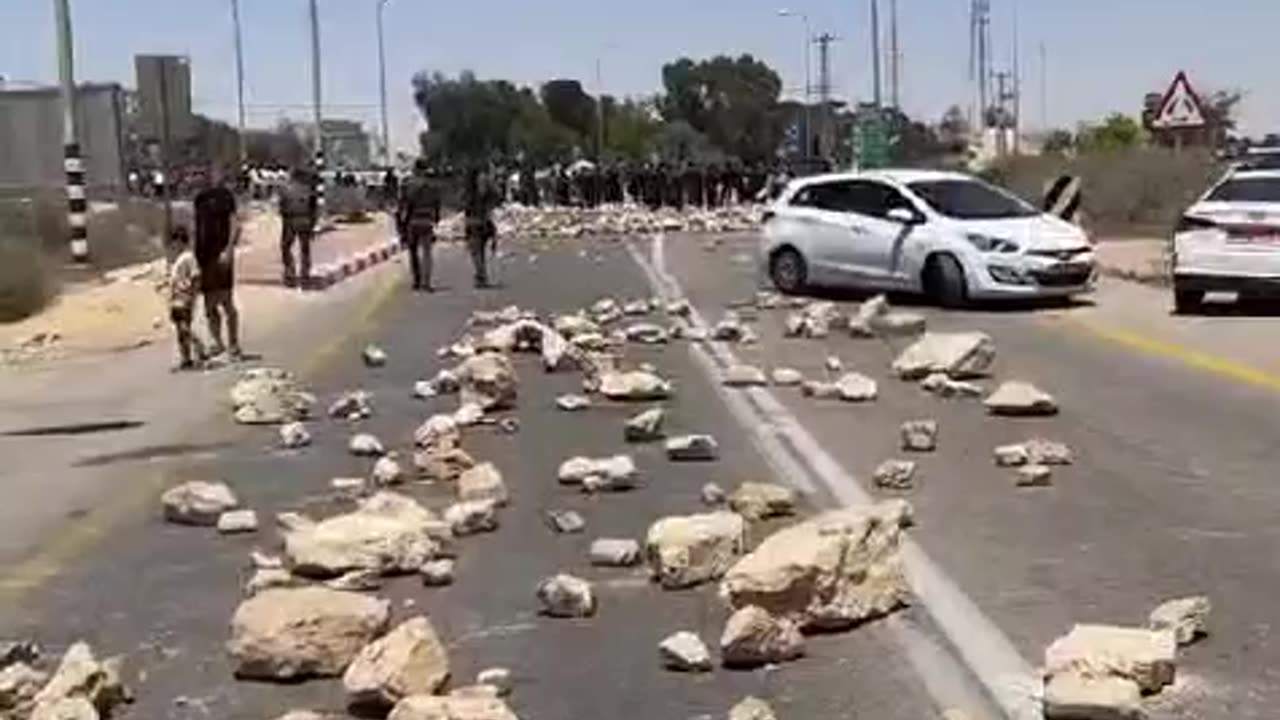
[0,641,132,720]
[436,204,763,241]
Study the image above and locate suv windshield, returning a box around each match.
[908,179,1039,219]
[1207,177,1280,202]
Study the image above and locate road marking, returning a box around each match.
[629,234,1041,720]
[1051,316,1280,393]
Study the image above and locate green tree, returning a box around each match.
[1042,129,1075,155]
[604,98,662,160]
[540,79,597,142]
[1077,113,1144,152]
[658,54,784,161]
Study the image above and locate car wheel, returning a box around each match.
[770,248,807,295]
[1173,288,1203,315]
[925,254,968,308]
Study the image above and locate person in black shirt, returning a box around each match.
[396,160,443,291]
[463,167,499,288]
[192,167,242,359]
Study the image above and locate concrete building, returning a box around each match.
[0,83,127,198]
[320,119,372,170]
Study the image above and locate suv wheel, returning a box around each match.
[770,248,807,295]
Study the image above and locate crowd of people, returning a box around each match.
[505,160,790,210]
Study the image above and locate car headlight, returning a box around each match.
[965,233,1020,253]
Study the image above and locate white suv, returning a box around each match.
[761,169,1095,306]
[1171,168,1280,313]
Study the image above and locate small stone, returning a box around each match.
[1148,596,1210,646]
[251,549,284,569]
[729,696,777,720]
[666,299,692,317]
[729,483,797,520]
[1026,438,1074,465]
[873,460,917,490]
[623,299,650,316]
[801,381,840,399]
[836,372,878,402]
[536,574,596,618]
[685,326,709,342]
[331,477,366,492]
[624,408,666,442]
[588,538,641,567]
[899,420,938,452]
[666,434,719,461]
[0,662,47,716]
[557,455,637,490]
[325,569,383,592]
[444,500,498,536]
[453,402,485,427]
[556,394,592,411]
[420,559,456,587]
[414,414,461,450]
[279,422,312,449]
[770,368,804,386]
[217,510,259,534]
[658,631,712,672]
[413,447,476,483]
[1015,465,1053,487]
[349,433,385,457]
[329,390,374,420]
[720,606,804,668]
[412,381,437,400]
[711,315,746,342]
[598,370,672,401]
[993,443,1031,467]
[824,356,843,373]
[871,311,928,337]
[371,456,405,486]
[783,313,806,337]
[362,345,388,367]
[545,509,586,534]
[245,568,301,596]
[498,417,520,434]
[623,323,669,344]
[701,482,727,506]
[476,667,512,696]
[920,373,984,398]
[457,463,509,506]
[984,381,1059,416]
[162,481,238,526]
[723,365,767,387]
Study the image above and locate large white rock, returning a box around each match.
[343,616,450,708]
[29,642,129,717]
[0,662,47,717]
[719,605,804,668]
[770,367,804,387]
[1043,674,1143,720]
[836,372,878,402]
[444,500,499,536]
[279,422,312,449]
[891,332,996,380]
[729,483,797,521]
[536,574,596,617]
[1148,596,1210,646]
[414,414,461,451]
[162,481,238,526]
[227,587,391,680]
[230,368,314,425]
[217,509,259,534]
[984,381,1059,416]
[363,345,388,367]
[722,365,767,387]
[414,447,476,483]
[349,433,386,457]
[658,631,712,672]
[665,434,719,461]
[456,352,518,411]
[372,456,405,486]
[284,493,441,577]
[599,370,672,400]
[329,390,374,420]
[645,512,746,589]
[1044,624,1177,694]
[899,420,939,452]
[387,694,519,720]
[720,503,911,630]
[588,538,641,567]
[28,698,98,720]
[557,455,637,491]
[624,407,666,442]
[729,696,777,720]
[457,463,509,506]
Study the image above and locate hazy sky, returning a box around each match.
[3,0,1278,153]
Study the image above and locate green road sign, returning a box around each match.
[854,111,891,169]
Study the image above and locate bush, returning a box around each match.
[0,233,59,323]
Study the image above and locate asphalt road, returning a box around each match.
[0,240,966,720]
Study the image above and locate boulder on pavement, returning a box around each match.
[444,500,499,536]
[891,332,996,380]
[720,502,911,630]
[624,408,666,442]
[701,482,727,506]
[658,631,712,673]
[719,606,804,668]
[623,323,669,345]
[387,695,518,720]
[847,295,890,338]
[29,698,97,720]
[414,447,476,483]
[557,455,637,491]
[645,512,746,589]
[372,456,405,486]
[1015,465,1053,487]
[343,616,450,709]
[993,443,1031,467]
[729,696,777,720]
[598,370,672,401]
[801,381,840,400]
[162,481,238,526]
[899,420,938,452]
[29,642,129,717]
[363,345,388,368]
[217,509,259,534]
[836,372,878,402]
[554,313,600,339]
[429,369,461,395]
[920,372,984,399]
[227,587,391,680]
[457,463,509,506]
[770,368,804,386]
[284,493,441,577]
[456,352,518,411]
[230,368,314,425]
[536,574,596,617]
[588,538,641,567]
[556,394,592,412]
[348,433,385,457]
[824,356,843,373]
[723,365,767,387]
[1025,438,1074,465]
[1043,674,1143,720]
[414,414,462,451]
[729,483,797,521]
[872,460,916,490]
[279,422,312,449]
[1148,596,1210,646]
[666,434,719,461]
[711,314,747,342]
[984,381,1058,416]
[0,662,46,717]
[1044,624,1177,695]
[545,509,586,534]
[420,559,455,587]
[476,667,512,696]
[329,390,374,420]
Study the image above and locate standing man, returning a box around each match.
[278,168,318,288]
[382,167,399,209]
[463,166,498,288]
[396,159,442,292]
[192,167,243,360]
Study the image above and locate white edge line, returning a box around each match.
[630,233,1043,720]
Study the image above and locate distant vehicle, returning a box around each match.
[760,169,1095,306]
[1170,167,1280,313]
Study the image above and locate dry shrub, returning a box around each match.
[0,232,59,323]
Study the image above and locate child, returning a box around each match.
[166,227,205,370]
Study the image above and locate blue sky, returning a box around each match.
[3,0,1278,153]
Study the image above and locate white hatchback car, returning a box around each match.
[760,169,1095,305]
[1171,168,1280,313]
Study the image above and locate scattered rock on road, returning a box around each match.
[324,569,383,592]
[414,414,461,451]
[892,332,995,380]
[1015,465,1053,487]
[371,456,405,486]
[230,368,315,425]
[623,323,669,345]
[720,502,911,630]
[348,433,385,457]
[729,483,796,521]
[1044,623,1177,695]
[801,381,840,400]
[343,616,449,709]
[545,509,586,534]
[227,587,391,680]
[701,482,727,506]
[387,694,518,720]
[711,314,747,342]
[456,352,518,411]
[414,447,476,483]
[645,512,746,589]
[729,696,777,720]
[919,372,984,399]
[824,356,843,374]
[1043,673,1143,720]
[29,697,98,720]
[279,422,312,449]
[419,559,456,587]
[1,663,48,718]
[283,492,442,577]
[245,568,301,597]
[29,641,129,718]
[993,444,1031,467]
[666,434,719,461]
[900,420,939,452]
[658,631,713,673]
[599,370,672,401]
[625,407,666,442]
[589,538,642,567]
[836,372,878,402]
[1148,596,1210,646]
[984,381,1059,416]
[720,605,804,668]
[722,365,768,387]
[362,345,388,368]
[536,574,596,618]
[476,667,512,696]
[457,463,509,506]
[162,481,238,526]
[557,455,637,491]
[412,381,437,400]
[217,510,259,534]
[329,391,374,421]
[847,295,890,338]
[770,367,804,386]
[556,394,592,412]
[1025,438,1073,465]
[444,500,499,536]
[873,460,917,490]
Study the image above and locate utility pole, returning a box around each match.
[778,9,812,160]
[54,0,88,262]
[1011,0,1021,154]
[308,0,325,211]
[231,0,247,165]
[869,0,882,108]
[814,32,838,160]
[887,0,900,109]
[994,69,1014,157]
[376,0,391,166]
[969,0,991,130]
[1039,41,1048,131]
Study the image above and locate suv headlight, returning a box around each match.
[965,233,1020,253]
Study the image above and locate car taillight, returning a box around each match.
[1174,215,1216,233]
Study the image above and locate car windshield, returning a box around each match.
[908,179,1040,219]
[1206,177,1280,202]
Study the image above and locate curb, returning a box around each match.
[306,239,402,291]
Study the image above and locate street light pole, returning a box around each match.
[308,0,325,209]
[870,0,882,108]
[231,0,247,165]
[53,0,88,262]
[778,9,811,160]
[594,56,604,162]
[376,0,391,166]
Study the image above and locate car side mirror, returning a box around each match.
[886,207,922,225]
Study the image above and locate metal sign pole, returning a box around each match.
[159,63,174,253]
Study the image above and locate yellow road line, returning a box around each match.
[1051,316,1280,393]
[0,268,403,605]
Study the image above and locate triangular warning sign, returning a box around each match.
[1152,71,1206,129]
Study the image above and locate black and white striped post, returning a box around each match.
[1043,174,1082,226]
[308,0,325,216]
[54,0,88,262]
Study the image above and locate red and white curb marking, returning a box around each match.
[307,239,402,290]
